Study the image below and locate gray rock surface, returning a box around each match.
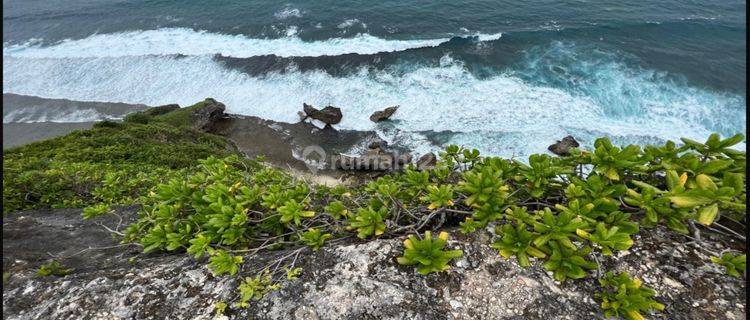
[193,98,227,132]
[2,208,746,320]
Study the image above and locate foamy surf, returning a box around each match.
[3,47,744,157]
[2,28,501,58]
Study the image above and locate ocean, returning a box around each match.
[2,0,746,157]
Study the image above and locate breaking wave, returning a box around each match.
[2,28,501,58]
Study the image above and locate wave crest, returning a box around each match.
[2,28,501,58]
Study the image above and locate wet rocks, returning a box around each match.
[192,98,226,132]
[547,135,580,156]
[302,103,343,127]
[369,106,399,122]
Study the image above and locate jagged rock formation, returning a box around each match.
[193,98,227,132]
[301,103,343,127]
[2,208,745,320]
[369,106,399,122]
[547,135,580,156]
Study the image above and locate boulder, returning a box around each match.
[547,135,580,156]
[192,98,226,132]
[2,208,745,320]
[369,106,399,122]
[416,152,437,170]
[303,103,343,126]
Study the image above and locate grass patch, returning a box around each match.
[3,101,235,213]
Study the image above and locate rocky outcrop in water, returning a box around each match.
[547,135,580,156]
[369,106,399,122]
[302,103,343,127]
[2,208,745,320]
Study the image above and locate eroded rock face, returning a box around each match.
[302,103,343,126]
[369,106,399,122]
[547,135,580,156]
[193,98,226,132]
[2,208,746,320]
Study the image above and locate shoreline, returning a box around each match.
[2,93,408,184]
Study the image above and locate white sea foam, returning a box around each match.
[2,28,473,58]
[3,106,109,123]
[3,50,744,157]
[337,19,365,29]
[274,5,303,19]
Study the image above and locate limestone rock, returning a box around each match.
[2,208,745,320]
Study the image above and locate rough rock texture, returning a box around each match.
[416,152,438,170]
[302,103,343,126]
[3,207,745,320]
[547,135,580,156]
[369,106,399,122]
[193,98,227,132]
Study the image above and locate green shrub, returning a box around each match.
[541,241,597,281]
[92,120,122,129]
[597,272,664,320]
[123,112,151,124]
[299,228,332,250]
[3,103,234,213]
[491,223,546,267]
[208,250,243,276]
[36,260,71,277]
[278,200,315,226]
[4,121,745,315]
[711,252,746,278]
[397,231,463,275]
[235,269,280,308]
[348,207,387,238]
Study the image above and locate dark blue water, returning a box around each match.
[2,0,746,156]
